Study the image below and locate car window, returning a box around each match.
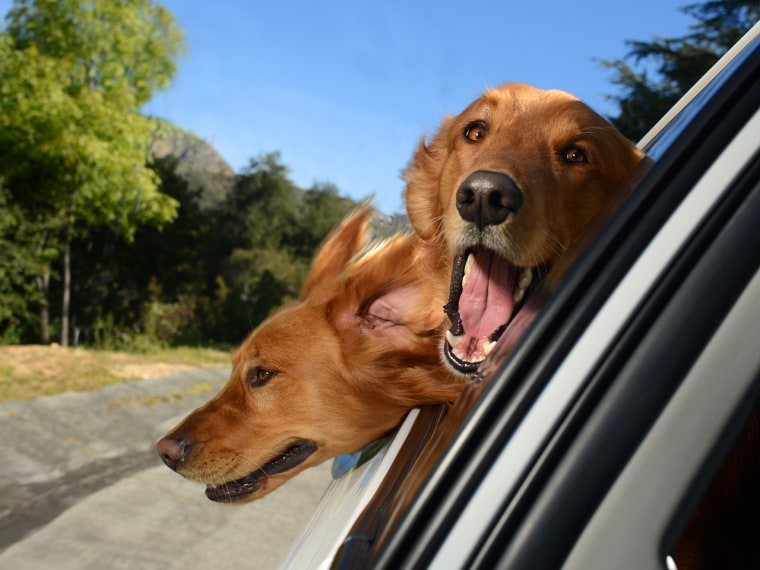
[670,395,760,569]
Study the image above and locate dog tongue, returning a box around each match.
[459,250,515,339]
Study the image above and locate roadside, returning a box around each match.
[0,367,332,569]
[0,344,230,401]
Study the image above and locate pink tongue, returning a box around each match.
[459,251,516,339]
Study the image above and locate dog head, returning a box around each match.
[404,83,645,375]
[156,205,461,503]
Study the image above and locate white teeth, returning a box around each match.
[465,253,475,275]
[448,330,496,357]
[518,268,533,289]
[462,253,475,287]
[446,330,465,347]
[513,268,532,304]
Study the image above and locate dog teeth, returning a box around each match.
[448,330,496,357]
[462,253,475,287]
[513,268,533,304]
[446,330,466,347]
[518,268,533,289]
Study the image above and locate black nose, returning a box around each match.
[156,436,190,471]
[455,170,523,229]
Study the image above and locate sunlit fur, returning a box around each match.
[404,82,645,264]
[158,205,463,502]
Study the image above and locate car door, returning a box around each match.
[333,22,760,570]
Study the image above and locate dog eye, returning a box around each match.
[464,122,487,143]
[563,147,587,163]
[246,367,277,387]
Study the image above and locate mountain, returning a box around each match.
[149,119,235,209]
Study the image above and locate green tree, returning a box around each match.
[0,0,185,346]
[600,0,759,141]
[209,153,301,340]
[68,156,212,347]
[62,151,356,347]
[206,153,356,342]
[0,183,58,342]
[291,182,357,259]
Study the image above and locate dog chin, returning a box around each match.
[442,336,485,376]
[205,439,317,503]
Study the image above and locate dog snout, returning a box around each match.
[156,435,191,471]
[456,170,523,229]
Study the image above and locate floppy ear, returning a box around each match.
[330,235,447,347]
[358,274,447,344]
[327,234,463,406]
[597,127,650,202]
[403,117,453,240]
[300,202,373,298]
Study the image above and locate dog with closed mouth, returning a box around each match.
[404,83,645,375]
[156,205,462,503]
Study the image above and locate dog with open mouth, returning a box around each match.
[156,205,462,503]
[404,83,645,375]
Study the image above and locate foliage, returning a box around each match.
[0,40,178,235]
[2,0,185,234]
[6,0,183,107]
[600,0,759,141]
[0,3,356,349]
[0,183,56,341]
[59,152,357,348]
[0,0,185,346]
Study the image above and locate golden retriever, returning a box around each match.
[404,83,645,374]
[156,205,462,503]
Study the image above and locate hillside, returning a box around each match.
[149,119,235,209]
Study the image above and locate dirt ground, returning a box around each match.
[0,344,229,401]
[2,344,196,378]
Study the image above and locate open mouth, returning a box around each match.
[205,439,317,503]
[443,248,547,374]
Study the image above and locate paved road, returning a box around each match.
[0,368,332,570]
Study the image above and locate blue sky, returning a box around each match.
[1,1,695,214]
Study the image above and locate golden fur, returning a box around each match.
[156,205,462,503]
[405,83,644,257]
[403,83,645,374]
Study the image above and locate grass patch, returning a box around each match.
[0,345,230,402]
